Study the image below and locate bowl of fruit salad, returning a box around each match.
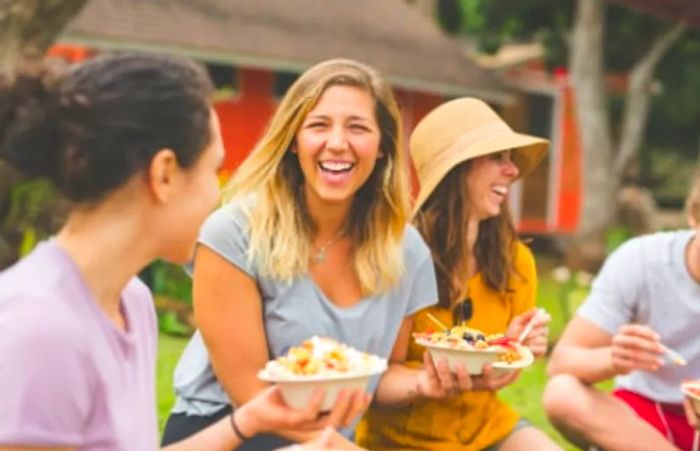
[414,326,532,375]
[258,336,387,411]
[681,379,700,416]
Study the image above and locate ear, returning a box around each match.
[148,148,179,204]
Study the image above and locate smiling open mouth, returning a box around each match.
[318,161,355,174]
[491,185,508,196]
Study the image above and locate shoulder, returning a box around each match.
[0,295,87,359]
[123,276,157,330]
[197,201,254,254]
[513,241,536,274]
[603,231,681,269]
[124,275,153,302]
[402,224,432,264]
[201,202,250,237]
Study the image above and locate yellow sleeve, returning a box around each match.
[511,241,537,318]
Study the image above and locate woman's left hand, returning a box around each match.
[507,308,551,358]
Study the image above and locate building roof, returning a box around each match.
[60,0,509,102]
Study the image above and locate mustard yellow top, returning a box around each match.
[356,242,537,451]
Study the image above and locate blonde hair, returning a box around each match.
[223,59,410,295]
[686,171,700,224]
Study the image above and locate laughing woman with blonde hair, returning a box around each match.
[162,59,448,450]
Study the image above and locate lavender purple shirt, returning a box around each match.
[0,241,158,450]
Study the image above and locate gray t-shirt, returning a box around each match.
[171,204,438,425]
[577,229,700,403]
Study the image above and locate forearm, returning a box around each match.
[548,345,617,384]
[160,402,319,450]
[373,363,423,406]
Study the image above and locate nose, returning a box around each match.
[502,153,520,178]
[326,125,348,151]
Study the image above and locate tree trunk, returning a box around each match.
[0,0,89,72]
[0,0,88,266]
[567,0,684,270]
[614,23,686,180]
[570,0,615,251]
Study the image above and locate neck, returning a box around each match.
[55,199,155,329]
[686,233,700,284]
[304,190,351,241]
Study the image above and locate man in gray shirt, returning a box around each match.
[543,174,700,451]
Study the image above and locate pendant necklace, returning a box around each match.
[312,230,344,264]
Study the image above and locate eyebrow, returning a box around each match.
[305,113,375,123]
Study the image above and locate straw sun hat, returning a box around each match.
[410,97,549,213]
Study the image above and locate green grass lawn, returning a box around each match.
[155,270,590,449]
[157,333,188,432]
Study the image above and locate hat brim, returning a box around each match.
[412,132,549,215]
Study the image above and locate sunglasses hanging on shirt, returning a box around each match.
[452,296,473,327]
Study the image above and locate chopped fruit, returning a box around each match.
[262,336,385,378]
[413,325,524,363]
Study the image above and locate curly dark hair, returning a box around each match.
[0,52,214,203]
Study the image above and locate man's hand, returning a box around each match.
[609,324,664,375]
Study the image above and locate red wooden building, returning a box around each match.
[52,0,582,235]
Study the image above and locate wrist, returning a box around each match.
[604,347,621,379]
[231,406,257,441]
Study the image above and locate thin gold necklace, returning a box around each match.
[312,230,344,264]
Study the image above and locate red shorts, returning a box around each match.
[614,388,697,450]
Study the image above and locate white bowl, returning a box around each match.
[258,362,387,411]
[418,339,533,375]
[491,345,535,377]
[681,381,700,416]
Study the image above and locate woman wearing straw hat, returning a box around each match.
[357,98,560,450]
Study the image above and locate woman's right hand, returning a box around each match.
[609,324,664,375]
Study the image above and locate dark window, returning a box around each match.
[273,71,299,99]
[206,63,238,99]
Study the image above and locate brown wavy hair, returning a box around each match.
[414,161,518,309]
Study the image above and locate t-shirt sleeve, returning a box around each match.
[576,239,642,335]
[0,306,93,445]
[403,227,439,317]
[196,204,257,279]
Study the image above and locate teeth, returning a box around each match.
[319,161,353,172]
[492,185,507,195]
